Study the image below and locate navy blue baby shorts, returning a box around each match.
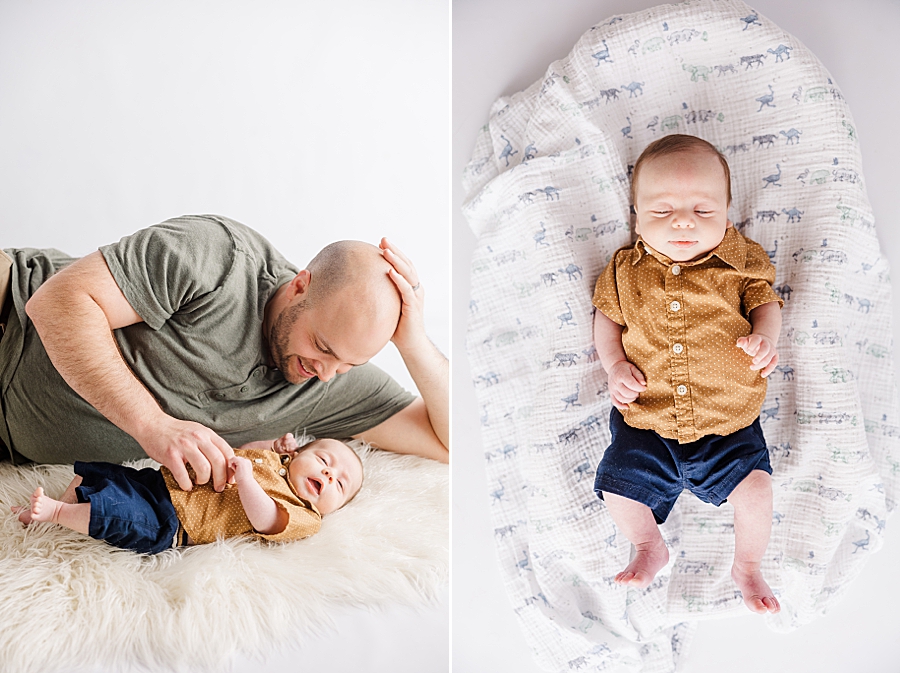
[593,408,772,524]
[74,461,181,555]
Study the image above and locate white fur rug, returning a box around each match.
[0,443,448,672]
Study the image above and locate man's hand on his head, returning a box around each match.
[139,417,235,492]
[607,360,647,410]
[736,334,779,378]
[379,237,427,352]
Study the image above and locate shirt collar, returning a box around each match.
[632,226,746,270]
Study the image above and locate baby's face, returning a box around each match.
[288,439,363,515]
[633,150,731,262]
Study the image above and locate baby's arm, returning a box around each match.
[736,301,782,377]
[230,456,289,535]
[593,310,647,410]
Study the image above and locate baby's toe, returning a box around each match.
[747,596,768,613]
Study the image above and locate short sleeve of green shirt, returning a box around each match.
[295,363,415,440]
[100,215,251,330]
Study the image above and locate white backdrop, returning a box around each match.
[0,1,449,671]
[452,1,900,671]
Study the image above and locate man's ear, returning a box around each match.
[286,270,312,301]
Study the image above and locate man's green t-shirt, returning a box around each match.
[0,215,415,463]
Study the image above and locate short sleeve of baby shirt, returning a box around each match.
[741,238,784,317]
[257,498,322,543]
[591,248,628,326]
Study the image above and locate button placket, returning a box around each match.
[206,366,270,404]
[665,263,694,435]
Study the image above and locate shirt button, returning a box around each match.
[254,458,263,464]
[215,393,226,399]
[673,343,684,354]
[670,301,681,312]
[240,386,249,393]
[677,384,688,395]
[279,468,287,476]
[671,265,681,275]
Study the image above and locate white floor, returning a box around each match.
[452,1,900,671]
[52,591,448,673]
[230,592,450,673]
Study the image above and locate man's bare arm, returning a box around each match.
[355,396,448,463]
[351,239,448,462]
[25,251,234,490]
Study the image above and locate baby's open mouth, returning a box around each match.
[307,477,322,495]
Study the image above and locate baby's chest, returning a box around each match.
[619,266,744,319]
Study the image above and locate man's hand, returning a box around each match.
[607,360,647,410]
[358,237,448,458]
[736,334,779,378]
[25,251,237,488]
[380,237,427,352]
[139,416,235,492]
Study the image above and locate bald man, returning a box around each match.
[0,215,447,492]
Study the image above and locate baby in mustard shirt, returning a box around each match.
[592,134,783,614]
[13,433,363,553]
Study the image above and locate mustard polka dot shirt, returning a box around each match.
[161,448,322,544]
[592,227,783,444]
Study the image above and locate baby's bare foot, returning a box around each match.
[732,562,780,614]
[27,487,63,525]
[615,540,669,588]
[11,505,33,525]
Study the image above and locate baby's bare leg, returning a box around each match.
[26,487,91,535]
[603,492,669,588]
[12,476,83,524]
[728,469,780,614]
[60,475,83,504]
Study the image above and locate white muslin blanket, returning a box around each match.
[461,1,900,671]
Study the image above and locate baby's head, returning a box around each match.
[288,438,364,515]
[630,134,733,262]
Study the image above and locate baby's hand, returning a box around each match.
[607,360,647,410]
[272,433,298,454]
[736,334,779,377]
[230,456,254,483]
